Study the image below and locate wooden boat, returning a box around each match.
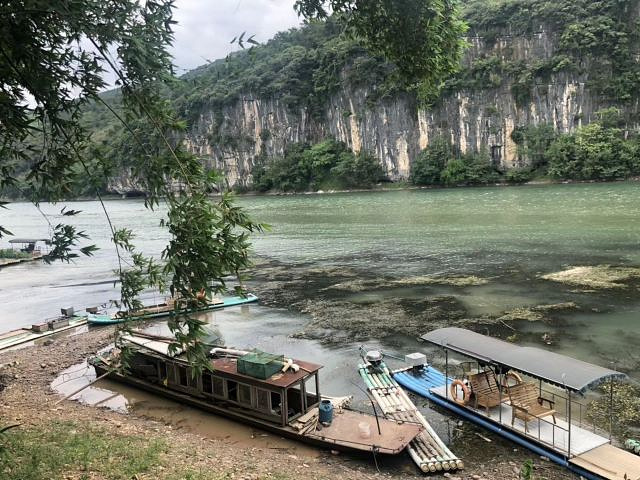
[0,314,87,351]
[89,334,422,456]
[358,352,463,472]
[392,327,640,480]
[87,294,259,325]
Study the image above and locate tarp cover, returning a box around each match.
[422,327,626,393]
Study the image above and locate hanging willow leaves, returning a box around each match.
[1,0,466,373]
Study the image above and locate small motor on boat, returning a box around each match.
[405,352,427,371]
[365,349,383,365]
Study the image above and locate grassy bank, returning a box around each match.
[2,421,165,480]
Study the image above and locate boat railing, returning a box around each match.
[525,412,571,456]
[540,386,608,439]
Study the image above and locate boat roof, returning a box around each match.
[122,334,186,357]
[211,357,322,389]
[422,327,626,393]
[8,238,50,244]
[125,334,322,388]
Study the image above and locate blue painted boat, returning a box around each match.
[391,327,640,480]
[87,294,259,325]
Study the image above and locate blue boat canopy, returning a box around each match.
[421,327,627,393]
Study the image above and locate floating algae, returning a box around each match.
[324,274,489,292]
[588,382,640,438]
[294,296,468,343]
[391,275,489,287]
[541,265,640,289]
[496,302,578,323]
[497,308,545,322]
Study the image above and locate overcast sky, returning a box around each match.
[170,0,302,74]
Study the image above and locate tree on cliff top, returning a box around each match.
[295,0,467,102]
[0,0,466,367]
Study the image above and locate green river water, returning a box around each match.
[5,182,640,474]
[2,182,640,374]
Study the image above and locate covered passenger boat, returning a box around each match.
[90,334,422,456]
[392,327,640,480]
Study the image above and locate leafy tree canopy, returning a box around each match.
[0,0,467,368]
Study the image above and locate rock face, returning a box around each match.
[183,30,638,189]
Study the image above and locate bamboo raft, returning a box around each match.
[359,361,463,473]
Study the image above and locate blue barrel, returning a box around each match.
[318,399,334,424]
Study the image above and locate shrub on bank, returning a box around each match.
[547,123,639,180]
[409,136,451,185]
[251,139,386,192]
[411,139,500,186]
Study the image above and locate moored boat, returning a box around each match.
[89,334,422,456]
[0,311,87,351]
[87,293,259,325]
[392,327,640,480]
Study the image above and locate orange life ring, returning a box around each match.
[450,379,470,405]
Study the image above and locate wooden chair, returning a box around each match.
[508,382,556,432]
[468,370,506,414]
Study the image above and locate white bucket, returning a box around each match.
[358,421,371,439]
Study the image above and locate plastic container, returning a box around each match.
[318,399,334,424]
[358,421,371,439]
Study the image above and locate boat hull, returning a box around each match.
[87,294,259,325]
[92,362,416,456]
[0,316,87,351]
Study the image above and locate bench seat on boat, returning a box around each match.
[468,370,506,414]
[508,382,556,431]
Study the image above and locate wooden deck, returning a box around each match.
[430,385,608,456]
[305,409,422,454]
[570,444,640,480]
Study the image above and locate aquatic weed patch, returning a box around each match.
[1,421,166,480]
[587,382,640,439]
[497,302,579,323]
[541,265,640,289]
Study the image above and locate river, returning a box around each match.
[2,182,640,375]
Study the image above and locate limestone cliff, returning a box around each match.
[181,21,638,189]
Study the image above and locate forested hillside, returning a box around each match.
[14,0,640,196]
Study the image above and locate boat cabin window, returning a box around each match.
[227,380,238,402]
[202,373,225,398]
[271,391,282,414]
[304,376,318,406]
[158,361,167,381]
[256,389,269,411]
[256,389,282,416]
[238,383,252,406]
[286,384,304,417]
[212,376,224,397]
[177,365,189,387]
[203,372,212,393]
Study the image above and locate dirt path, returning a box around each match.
[0,327,574,479]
